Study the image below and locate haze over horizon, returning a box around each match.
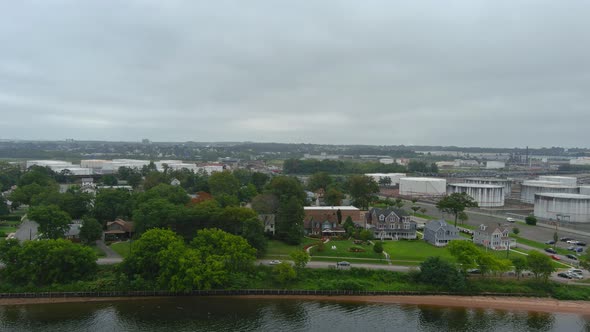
[1,1,589,147]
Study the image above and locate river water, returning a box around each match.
[1,297,589,332]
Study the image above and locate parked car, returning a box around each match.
[544,248,557,254]
[506,217,516,223]
[568,272,584,280]
[577,242,587,247]
[575,247,584,253]
[567,245,576,251]
[566,254,579,260]
[560,237,573,242]
[269,260,282,265]
[557,272,572,279]
[569,269,584,275]
[567,240,578,244]
[545,240,556,245]
[551,255,561,261]
[467,269,481,274]
[337,261,351,267]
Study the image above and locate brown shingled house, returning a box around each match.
[104,219,135,240]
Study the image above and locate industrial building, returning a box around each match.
[447,183,504,208]
[520,180,580,204]
[399,177,447,197]
[537,176,577,186]
[485,161,506,169]
[463,178,512,197]
[365,173,406,185]
[580,186,590,196]
[534,193,590,223]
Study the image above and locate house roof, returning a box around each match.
[369,207,409,218]
[106,219,135,232]
[424,219,457,232]
[304,206,359,211]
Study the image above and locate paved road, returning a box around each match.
[258,259,414,272]
[14,219,38,241]
[96,240,121,259]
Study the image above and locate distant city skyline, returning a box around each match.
[1,1,589,147]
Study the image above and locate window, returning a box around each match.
[379,215,385,221]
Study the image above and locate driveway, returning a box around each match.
[14,219,38,241]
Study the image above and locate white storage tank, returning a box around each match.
[447,183,504,207]
[464,178,512,197]
[486,161,506,169]
[538,176,577,186]
[534,193,590,223]
[580,186,590,196]
[520,180,580,204]
[399,177,447,196]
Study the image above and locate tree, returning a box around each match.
[28,205,71,239]
[476,252,511,276]
[458,211,469,225]
[418,256,465,291]
[378,177,392,186]
[101,174,118,186]
[275,197,305,245]
[347,175,379,210]
[0,239,97,286]
[343,216,355,235]
[251,193,280,214]
[267,176,306,204]
[241,217,268,257]
[134,184,190,206]
[359,229,373,241]
[307,172,332,191]
[238,183,258,203]
[132,198,184,234]
[511,256,527,280]
[0,196,10,216]
[93,189,133,223]
[410,206,420,215]
[373,241,383,254]
[251,172,269,193]
[190,228,257,273]
[0,161,21,191]
[273,262,296,284]
[553,231,558,249]
[60,189,93,219]
[436,193,478,228]
[79,217,103,244]
[208,171,240,198]
[336,209,342,224]
[290,250,310,270]
[447,240,480,272]
[512,227,520,235]
[525,215,537,226]
[526,251,555,281]
[324,188,345,206]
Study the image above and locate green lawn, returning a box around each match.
[0,226,17,234]
[265,238,321,258]
[110,241,131,258]
[310,256,389,265]
[510,234,569,255]
[381,240,455,262]
[90,245,106,257]
[310,240,383,259]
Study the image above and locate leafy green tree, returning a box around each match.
[28,205,71,239]
[512,227,520,235]
[436,193,478,228]
[267,176,306,204]
[132,198,184,234]
[476,252,511,276]
[0,196,10,216]
[238,183,258,203]
[346,175,379,210]
[378,177,392,186]
[0,239,97,286]
[0,161,21,191]
[134,183,190,206]
[448,240,480,272]
[343,216,355,235]
[190,228,256,273]
[511,256,527,280]
[525,215,537,225]
[208,171,240,197]
[101,174,118,186]
[60,189,93,219]
[324,188,345,206]
[241,217,268,257]
[307,172,332,191]
[10,183,59,206]
[373,241,384,254]
[251,172,270,193]
[359,229,373,241]
[93,188,133,223]
[526,251,555,281]
[79,217,103,244]
[251,193,280,214]
[19,166,56,187]
[143,171,169,190]
[290,250,310,270]
[273,262,297,284]
[418,256,465,291]
[276,196,305,245]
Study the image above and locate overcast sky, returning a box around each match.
[1,1,589,148]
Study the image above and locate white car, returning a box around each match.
[567,240,578,244]
[567,272,584,280]
[506,217,516,223]
[269,260,282,265]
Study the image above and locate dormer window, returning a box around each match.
[379,215,385,221]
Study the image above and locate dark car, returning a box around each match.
[566,254,579,260]
[577,242,587,247]
[558,272,572,279]
[544,248,557,254]
[560,237,573,242]
[575,247,584,253]
[545,240,556,245]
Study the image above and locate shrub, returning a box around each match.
[525,215,537,225]
[512,227,520,235]
[373,241,384,254]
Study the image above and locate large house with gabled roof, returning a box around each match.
[423,219,464,246]
[365,208,417,240]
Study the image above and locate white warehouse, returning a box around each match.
[580,186,590,196]
[447,183,504,207]
[534,193,590,223]
[399,177,447,197]
[520,180,580,204]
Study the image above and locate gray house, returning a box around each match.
[366,208,417,240]
[423,219,463,247]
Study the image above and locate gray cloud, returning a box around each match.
[1,0,589,147]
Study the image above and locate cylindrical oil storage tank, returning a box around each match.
[534,193,590,223]
[580,186,590,196]
[447,183,504,207]
[399,177,446,197]
[520,180,580,204]
[464,178,512,198]
[538,176,577,186]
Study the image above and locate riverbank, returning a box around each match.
[234,295,590,314]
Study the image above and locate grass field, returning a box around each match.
[381,240,454,262]
[265,238,321,257]
[0,226,17,234]
[310,240,383,259]
[110,241,131,258]
[90,245,106,257]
